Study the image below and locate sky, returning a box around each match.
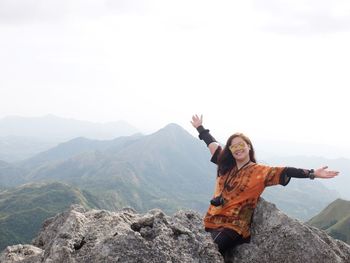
[1,0,350,149]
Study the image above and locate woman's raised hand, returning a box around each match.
[191,114,203,129]
[315,166,340,179]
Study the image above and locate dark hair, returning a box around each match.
[217,132,256,175]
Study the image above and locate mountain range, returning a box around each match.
[0,124,216,212]
[2,123,346,212]
[0,123,343,216]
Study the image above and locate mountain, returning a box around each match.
[1,123,216,213]
[0,115,139,141]
[1,199,350,263]
[0,123,342,221]
[308,199,350,244]
[19,134,142,171]
[0,182,101,250]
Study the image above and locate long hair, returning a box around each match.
[217,132,256,176]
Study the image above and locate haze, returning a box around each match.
[1,0,350,151]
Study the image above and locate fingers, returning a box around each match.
[328,171,339,176]
[318,170,339,179]
[191,114,199,121]
[190,115,197,124]
[190,114,203,128]
[191,114,203,123]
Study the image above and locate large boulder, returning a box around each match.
[0,205,222,263]
[226,199,350,263]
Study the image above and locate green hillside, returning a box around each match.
[327,214,350,243]
[308,199,350,244]
[0,182,100,250]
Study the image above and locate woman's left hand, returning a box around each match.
[191,114,203,129]
[314,166,339,179]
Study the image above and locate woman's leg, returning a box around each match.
[209,228,243,256]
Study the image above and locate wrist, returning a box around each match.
[309,169,315,180]
[196,125,205,134]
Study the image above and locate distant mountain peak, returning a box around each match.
[157,123,190,134]
[322,198,350,210]
[152,123,193,141]
[334,198,349,203]
[163,123,185,130]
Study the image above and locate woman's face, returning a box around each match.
[229,136,250,162]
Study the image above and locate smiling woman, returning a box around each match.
[190,114,340,258]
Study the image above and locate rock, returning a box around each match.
[226,199,350,263]
[1,199,350,263]
[0,245,43,263]
[0,205,222,263]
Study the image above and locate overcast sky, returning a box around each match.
[1,0,350,148]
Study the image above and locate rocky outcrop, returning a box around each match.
[1,199,350,263]
[0,206,222,263]
[227,200,350,263]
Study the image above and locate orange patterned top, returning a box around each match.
[204,148,290,238]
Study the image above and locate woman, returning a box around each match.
[190,114,339,257]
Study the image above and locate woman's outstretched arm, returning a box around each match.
[265,166,340,187]
[191,114,219,156]
[282,166,339,179]
[269,166,340,186]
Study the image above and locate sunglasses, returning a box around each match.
[229,142,247,153]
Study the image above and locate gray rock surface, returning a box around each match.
[226,199,350,263]
[1,199,350,263]
[0,205,222,263]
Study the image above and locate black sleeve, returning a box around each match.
[210,146,222,164]
[196,125,217,146]
[280,167,313,185]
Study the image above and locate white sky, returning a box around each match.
[1,0,350,147]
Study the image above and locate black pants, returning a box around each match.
[206,228,244,256]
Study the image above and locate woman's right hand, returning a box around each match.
[191,114,203,128]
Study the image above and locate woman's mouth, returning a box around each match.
[234,150,244,155]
